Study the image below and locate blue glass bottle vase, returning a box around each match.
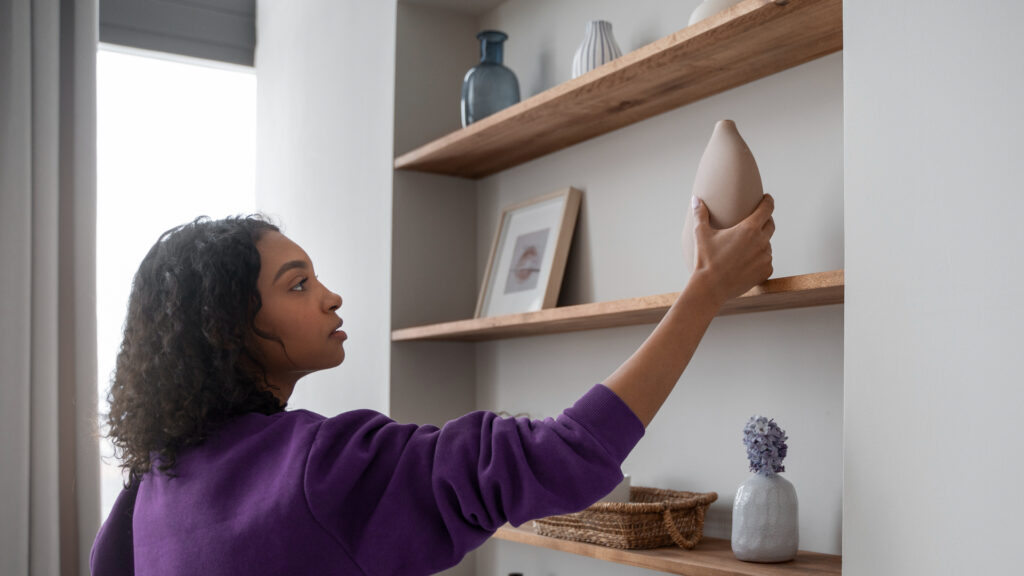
[461,30,520,127]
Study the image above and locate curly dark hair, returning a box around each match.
[105,215,286,484]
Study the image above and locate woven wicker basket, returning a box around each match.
[533,486,717,550]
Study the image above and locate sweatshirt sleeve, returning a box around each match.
[90,479,139,576]
[303,383,644,576]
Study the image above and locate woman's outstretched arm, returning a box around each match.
[604,194,776,427]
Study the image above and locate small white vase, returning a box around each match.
[572,20,622,79]
[688,0,745,26]
[731,472,799,563]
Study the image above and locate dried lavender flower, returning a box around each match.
[743,415,788,475]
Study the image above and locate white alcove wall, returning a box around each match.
[391,1,843,575]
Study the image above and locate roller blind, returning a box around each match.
[100,0,255,66]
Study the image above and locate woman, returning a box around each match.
[92,194,774,575]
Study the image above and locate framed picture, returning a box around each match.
[475,187,582,318]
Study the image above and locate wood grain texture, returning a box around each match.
[393,0,843,179]
[391,270,843,342]
[493,524,842,576]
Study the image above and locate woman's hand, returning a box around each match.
[688,194,775,306]
[603,193,776,427]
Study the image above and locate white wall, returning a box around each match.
[255,0,397,416]
[844,2,1024,574]
[390,3,480,431]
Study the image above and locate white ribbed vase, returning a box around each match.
[731,472,799,563]
[572,20,622,79]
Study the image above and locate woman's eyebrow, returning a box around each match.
[273,260,308,283]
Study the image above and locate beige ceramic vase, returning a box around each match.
[682,119,764,271]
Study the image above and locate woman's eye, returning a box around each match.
[290,278,308,292]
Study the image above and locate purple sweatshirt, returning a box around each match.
[91,384,644,575]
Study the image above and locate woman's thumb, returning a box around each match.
[691,195,709,227]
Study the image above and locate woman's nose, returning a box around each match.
[326,289,342,312]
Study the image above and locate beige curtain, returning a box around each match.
[1,0,100,574]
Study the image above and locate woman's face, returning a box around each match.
[253,231,346,395]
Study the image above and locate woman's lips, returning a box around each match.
[330,319,346,340]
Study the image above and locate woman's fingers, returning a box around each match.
[749,194,775,228]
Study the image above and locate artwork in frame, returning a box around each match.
[475,187,582,318]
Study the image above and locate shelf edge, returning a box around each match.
[392,270,844,342]
[493,524,842,576]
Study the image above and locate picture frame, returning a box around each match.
[475,187,582,318]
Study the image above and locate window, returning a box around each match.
[96,45,256,517]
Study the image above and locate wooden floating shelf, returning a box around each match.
[493,524,841,576]
[393,0,843,179]
[392,270,843,342]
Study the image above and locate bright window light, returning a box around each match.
[96,45,256,518]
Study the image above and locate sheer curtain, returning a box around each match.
[0,0,100,574]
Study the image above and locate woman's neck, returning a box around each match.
[264,374,297,406]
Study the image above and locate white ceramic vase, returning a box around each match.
[688,0,745,26]
[572,20,622,79]
[681,119,764,271]
[731,472,799,563]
